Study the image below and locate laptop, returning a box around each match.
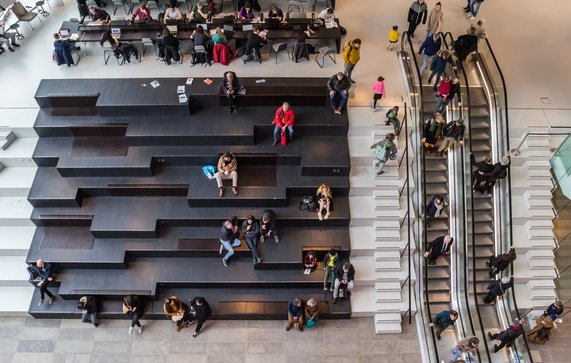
[111,27,121,38]
[59,28,70,39]
[242,24,253,31]
[166,25,178,35]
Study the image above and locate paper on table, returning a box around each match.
[177,85,185,94]
[186,77,194,85]
[325,21,338,28]
[150,80,160,88]
[203,78,213,85]
[179,94,188,103]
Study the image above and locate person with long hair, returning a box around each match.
[123,294,145,334]
[316,184,332,220]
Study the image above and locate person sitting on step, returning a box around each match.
[332,261,355,304]
[260,209,280,243]
[316,184,333,220]
[272,101,295,146]
[303,250,317,275]
[219,216,241,267]
[286,297,305,332]
[215,152,238,197]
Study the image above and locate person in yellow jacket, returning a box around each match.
[387,25,400,51]
[342,38,361,84]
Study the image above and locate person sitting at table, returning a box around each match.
[188,1,209,22]
[131,2,152,22]
[191,25,210,48]
[318,7,336,23]
[88,5,110,23]
[159,28,180,64]
[53,33,74,66]
[164,4,183,23]
[268,6,283,20]
[239,2,255,20]
[100,31,138,63]
[238,0,261,12]
[243,26,266,63]
[211,27,227,44]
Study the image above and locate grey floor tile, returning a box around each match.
[247,342,285,355]
[207,355,246,363]
[0,354,14,363]
[16,340,55,353]
[93,341,132,355]
[130,340,169,355]
[0,327,21,339]
[0,339,18,354]
[247,328,286,343]
[90,354,130,363]
[245,354,286,363]
[285,355,324,363]
[93,328,135,342]
[207,328,249,342]
[284,340,324,356]
[323,339,361,355]
[54,340,94,354]
[12,352,55,363]
[24,318,61,328]
[207,342,247,355]
[129,355,167,363]
[20,327,60,340]
[167,354,207,363]
[360,340,400,355]
[323,354,362,363]
[58,328,97,340]
[169,341,207,354]
[362,354,402,363]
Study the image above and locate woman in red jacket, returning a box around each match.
[272,102,295,146]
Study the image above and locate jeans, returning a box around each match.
[333,278,354,298]
[273,124,294,142]
[419,54,433,75]
[324,265,335,288]
[129,312,142,327]
[245,237,260,263]
[428,70,443,89]
[220,238,241,261]
[343,63,356,81]
[375,160,386,174]
[330,91,348,110]
[451,347,464,361]
[387,118,401,133]
[469,0,482,17]
[82,311,98,325]
[434,95,450,115]
[226,94,237,110]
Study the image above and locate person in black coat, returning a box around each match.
[487,247,516,277]
[424,235,453,265]
[407,0,428,37]
[78,296,99,327]
[454,26,479,63]
[188,297,211,337]
[487,320,524,353]
[123,294,144,334]
[159,28,180,64]
[260,209,279,243]
[243,27,267,63]
[222,71,240,114]
[332,260,355,304]
[27,259,56,305]
[426,195,447,221]
[480,156,510,193]
[471,152,494,192]
[484,276,514,304]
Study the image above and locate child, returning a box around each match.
[387,25,400,51]
[303,250,317,275]
[385,106,401,135]
[371,76,385,112]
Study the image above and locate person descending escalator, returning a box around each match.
[487,320,524,353]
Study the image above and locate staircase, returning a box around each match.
[510,131,557,310]
[347,106,417,334]
[0,108,39,315]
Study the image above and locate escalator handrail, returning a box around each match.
[476,37,534,362]
[399,30,440,362]
[441,31,488,363]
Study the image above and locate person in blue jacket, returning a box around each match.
[418,33,441,75]
[427,50,456,91]
[53,33,74,67]
[286,297,305,331]
[429,310,458,339]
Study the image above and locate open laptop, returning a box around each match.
[59,28,71,39]
[242,24,253,31]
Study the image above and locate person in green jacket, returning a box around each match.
[342,39,361,84]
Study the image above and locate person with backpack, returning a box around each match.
[260,209,279,243]
[323,249,339,291]
[528,315,555,345]
[385,106,400,134]
[78,296,99,327]
[437,118,465,156]
[342,38,361,84]
[487,320,524,353]
[406,0,428,38]
[332,261,355,304]
[487,247,516,277]
[429,310,458,340]
[272,102,295,146]
[241,215,262,265]
[370,133,397,176]
[484,276,514,304]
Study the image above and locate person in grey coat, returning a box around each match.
[241,215,262,265]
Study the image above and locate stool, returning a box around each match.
[315,46,336,68]
[269,42,289,64]
[34,1,49,16]
[9,24,24,40]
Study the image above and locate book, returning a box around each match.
[178,94,188,103]
[203,78,213,85]
[177,85,185,94]
[186,77,194,85]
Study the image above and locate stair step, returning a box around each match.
[373,196,402,210]
[0,197,33,226]
[525,197,553,210]
[0,167,37,197]
[375,312,402,323]
[375,259,401,271]
[0,129,16,150]
[528,259,555,270]
[525,250,554,260]
[0,138,36,166]
[376,291,402,303]
[375,281,401,292]
[0,256,30,286]
[374,250,401,261]
[525,220,553,230]
[375,321,402,334]
[373,189,400,200]
[0,286,34,315]
[524,190,552,200]
[526,280,555,290]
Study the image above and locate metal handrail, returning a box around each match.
[511,131,570,156]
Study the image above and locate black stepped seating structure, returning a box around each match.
[27,78,353,321]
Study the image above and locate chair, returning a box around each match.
[103,43,124,65]
[32,1,49,16]
[11,1,41,30]
[146,0,159,14]
[315,46,336,68]
[9,23,24,40]
[177,0,190,12]
[128,0,141,14]
[287,0,304,13]
[292,42,309,63]
[141,37,156,57]
[269,42,289,64]
[191,44,209,66]
[112,0,128,14]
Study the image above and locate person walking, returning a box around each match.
[427,50,455,91]
[451,337,480,361]
[371,76,385,112]
[487,320,524,353]
[418,33,442,76]
[407,0,428,38]
[429,310,458,340]
[466,0,485,20]
[342,38,361,84]
[483,276,514,304]
[123,294,144,334]
[426,2,444,38]
[188,297,211,337]
[241,215,262,265]
[219,217,241,267]
[487,247,516,277]
[370,133,397,175]
[386,25,400,51]
[437,118,465,156]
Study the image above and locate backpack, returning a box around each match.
[299,194,318,212]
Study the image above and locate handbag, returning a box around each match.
[238,86,247,96]
[202,165,216,179]
[171,312,184,322]
[122,303,129,314]
[281,128,287,146]
[306,318,316,328]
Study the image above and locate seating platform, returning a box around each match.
[27,78,352,320]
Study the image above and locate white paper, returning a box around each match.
[177,85,185,94]
[325,21,338,28]
[150,80,160,88]
[178,94,188,103]
[255,79,266,84]
[186,77,194,85]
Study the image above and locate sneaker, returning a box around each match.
[176,325,181,332]
[376,171,384,175]
[274,235,280,243]
[299,326,304,332]
[219,244,224,255]
[334,109,341,115]
[437,334,441,340]
[324,286,328,291]
[233,108,238,114]
[330,287,334,292]
[272,140,278,146]
[222,258,228,267]
[257,258,263,264]
[467,15,475,20]
[331,298,338,305]
[285,324,292,331]
[38,299,44,306]
[48,297,54,305]
[94,322,100,327]
[260,235,265,243]
[232,187,238,195]
[324,213,330,220]
[318,214,323,221]
[129,327,133,334]
[193,332,198,337]
[138,326,143,335]
[488,332,494,340]
[219,188,224,197]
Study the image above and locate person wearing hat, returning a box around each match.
[370,133,397,175]
[438,118,465,156]
[488,320,524,353]
[484,276,514,304]
[543,300,564,318]
[451,336,479,361]
[424,234,453,265]
[429,309,458,340]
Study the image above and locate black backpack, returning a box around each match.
[299,194,318,212]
